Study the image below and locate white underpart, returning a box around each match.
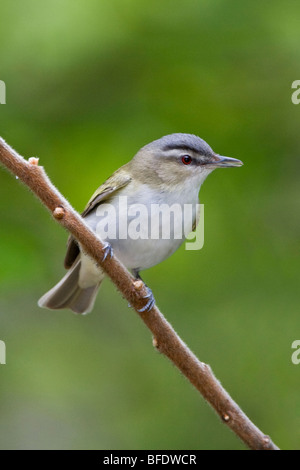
[79,170,212,289]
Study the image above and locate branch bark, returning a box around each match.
[0,137,280,450]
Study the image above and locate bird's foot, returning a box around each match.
[128,280,156,313]
[137,286,156,313]
[102,242,114,262]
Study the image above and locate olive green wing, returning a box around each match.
[64,169,132,269]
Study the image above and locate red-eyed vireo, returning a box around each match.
[38,133,243,314]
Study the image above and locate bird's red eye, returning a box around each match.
[182,155,192,165]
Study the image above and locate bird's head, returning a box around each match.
[130,133,243,190]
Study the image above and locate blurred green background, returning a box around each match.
[0,0,299,450]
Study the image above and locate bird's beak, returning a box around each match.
[212,155,243,168]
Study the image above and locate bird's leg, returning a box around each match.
[130,269,156,313]
[132,269,142,281]
[102,242,114,262]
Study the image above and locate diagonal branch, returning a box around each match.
[0,137,279,450]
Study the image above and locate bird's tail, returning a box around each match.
[38,260,102,315]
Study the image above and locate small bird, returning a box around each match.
[38,133,243,314]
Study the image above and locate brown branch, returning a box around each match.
[0,137,280,450]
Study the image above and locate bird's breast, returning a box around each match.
[84,183,201,270]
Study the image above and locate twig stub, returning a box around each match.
[133,279,144,291]
[53,206,65,219]
[28,157,39,166]
[222,413,230,422]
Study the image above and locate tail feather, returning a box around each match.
[67,284,100,314]
[38,260,101,314]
